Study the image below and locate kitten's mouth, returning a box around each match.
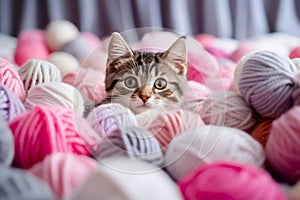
[138,104,151,109]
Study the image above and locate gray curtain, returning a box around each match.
[0,0,299,39]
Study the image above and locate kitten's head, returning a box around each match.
[105,32,187,115]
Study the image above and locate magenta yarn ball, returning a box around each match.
[9,105,100,169]
[178,162,286,200]
[266,106,300,184]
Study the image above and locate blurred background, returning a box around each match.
[1,0,300,39]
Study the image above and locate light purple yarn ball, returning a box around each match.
[86,103,138,139]
[0,84,25,122]
[0,117,14,166]
[238,51,298,118]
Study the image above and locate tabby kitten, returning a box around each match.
[104,32,187,115]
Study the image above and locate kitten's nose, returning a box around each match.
[139,95,150,103]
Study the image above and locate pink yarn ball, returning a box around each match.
[14,42,49,66]
[183,81,211,114]
[289,46,300,59]
[30,153,98,198]
[266,106,300,184]
[178,162,286,200]
[147,110,204,150]
[230,42,257,63]
[17,29,47,43]
[62,67,106,104]
[0,57,25,101]
[194,34,216,47]
[9,105,100,169]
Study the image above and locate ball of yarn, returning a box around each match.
[9,105,100,169]
[0,117,14,166]
[218,61,236,91]
[60,37,91,61]
[165,125,265,181]
[200,91,258,131]
[0,165,56,200]
[14,40,49,66]
[30,153,98,198]
[0,57,25,101]
[194,34,215,47]
[17,29,46,43]
[238,51,298,118]
[147,110,204,151]
[0,84,25,122]
[45,20,79,51]
[95,126,164,166]
[87,103,138,138]
[289,46,300,59]
[25,82,84,116]
[251,117,273,148]
[265,106,300,184]
[18,59,61,93]
[48,52,79,77]
[178,162,286,200]
[83,157,183,200]
[62,67,106,104]
[183,81,211,114]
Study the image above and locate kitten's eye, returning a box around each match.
[154,78,167,90]
[124,77,138,88]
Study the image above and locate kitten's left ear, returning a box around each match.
[108,32,133,63]
[162,36,187,75]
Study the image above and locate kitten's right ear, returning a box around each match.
[108,32,133,63]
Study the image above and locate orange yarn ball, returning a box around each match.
[251,118,274,148]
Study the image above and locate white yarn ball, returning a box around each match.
[165,125,265,181]
[48,52,79,77]
[45,20,79,51]
[25,82,84,116]
[18,59,61,93]
[73,157,183,200]
[200,91,258,131]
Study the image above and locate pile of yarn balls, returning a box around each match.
[1,19,300,200]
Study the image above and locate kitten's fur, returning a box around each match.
[103,32,187,115]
